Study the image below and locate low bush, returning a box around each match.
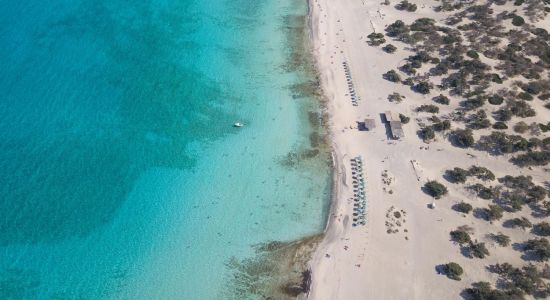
[512,151,550,167]
[454,202,473,214]
[509,217,532,230]
[416,104,439,113]
[432,120,451,132]
[383,44,397,53]
[512,15,525,26]
[383,70,401,82]
[451,129,475,148]
[470,183,495,200]
[468,166,495,181]
[533,222,550,236]
[470,242,490,258]
[485,204,504,221]
[461,97,486,111]
[490,74,503,84]
[420,127,435,141]
[447,167,468,183]
[465,281,525,300]
[513,121,529,134]
[508,100,536,118]
[433,94,450,105]
[523,238,550,261]
[385,20,410,38]
[414,81,432,94]
[489,233,511,247]
[367,32,386,46]
[466,50,479,59]
[450,229,471,244]
[424,180,448,199]
[399,113,410,124]
[387,92,403,103]
[539,122,550,133]
[492,122,508,130]
[395,0,417,11]
[445,262,464,280]
[518,92,533,101]
[488,94,504,105]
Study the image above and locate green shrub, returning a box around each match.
[383,44,397,53]
[414,82,432,94]
[420,127,435,141]
[433,94,450,105]
[432,120,451,132]
[447,167,468,183]
[488,94,504,105]
[399,113,410,124]
[508,100,535,118]
[461,97,486,111]
[534,222,550,236]
[367,32,386,46]
[445,262,464,280]
[387,92,403,103]
[493,122,508,130]
[490,73,503,84]
[521,82,543,95]
[424,180,448,199]
[410,18,435,32]
[523,238,550,262]
[470,242,490,258]
[512,15,525,26]
[383,70,401,82]
[527,186,548,203]
[466,50,479,59]
[452,129,475,148]
[395,0,417,11]
[512,151,550,167]
[485,204,504,221]
[450,229,471,244]
[500,175,534,190]
[518,92,533,101]
[416,104,439,113]
[385,20,409,38]
[497,108,513,121]
[470,183,495,200]
[454,202,473,214]
[513,121,529,133]
[489,233,511,247]
[468,166,495,181]
[465,281,524,300]
[509,217,532,229]
[478,187,495,199]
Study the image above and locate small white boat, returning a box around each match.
[233,122,244,127]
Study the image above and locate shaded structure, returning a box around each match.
[361,118,376,131]
[384,111,404,139]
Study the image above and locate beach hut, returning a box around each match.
[389,121,404,139]
[384,110,399,122]
[363,118,376,131]
[383,110,404,139]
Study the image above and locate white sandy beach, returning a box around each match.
[306,0,550,299]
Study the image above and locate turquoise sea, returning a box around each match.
[0,0,330,299]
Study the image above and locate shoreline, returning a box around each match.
[303,0,346,296]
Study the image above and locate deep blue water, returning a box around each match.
[0,0,330,298]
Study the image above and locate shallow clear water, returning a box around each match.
[0,0,330,298]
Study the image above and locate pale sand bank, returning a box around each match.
[306,0,550,299]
